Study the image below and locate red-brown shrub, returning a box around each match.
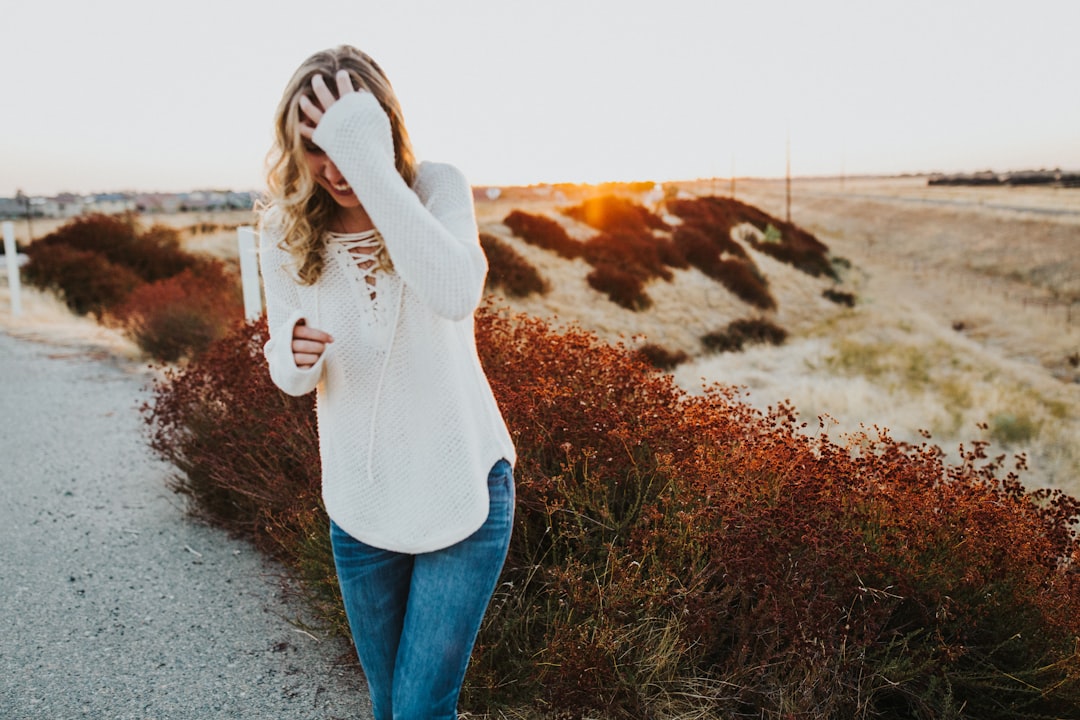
[672,224,745,275]
[702,316,788,353]
[503,210,583,259]
[635,343,689,370]
[479,232,549,298]
[824,287,857,306]
[582,231,673,283]
[751,228,837,278]
[586,265,651,311]
[715,258,776,310]
[668,196,837,279]
[561,194,669,235]
[30,214,198,283]
[144,316,321,543]
[110,260,245,361]
[147,307,1080,719]
[23,242,142,316]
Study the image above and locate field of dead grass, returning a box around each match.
[675,177,1080,494]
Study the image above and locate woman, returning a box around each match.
[259,45,516,720]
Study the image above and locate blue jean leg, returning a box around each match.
[330,522,413,720]
[331,459,515,720]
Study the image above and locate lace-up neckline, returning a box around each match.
[329,228,381,260]
[329,229,383,300]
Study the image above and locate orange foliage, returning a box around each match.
[147,307,1080,718]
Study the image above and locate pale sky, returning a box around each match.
[2,0,1078,196]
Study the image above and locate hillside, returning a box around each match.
[474,180,1080,496]
[474,186,847,360]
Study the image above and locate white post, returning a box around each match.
[3,221,22,317]
[237,226,262,321]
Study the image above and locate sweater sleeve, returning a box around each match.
[258,213,327,397]
[311,92,487,321]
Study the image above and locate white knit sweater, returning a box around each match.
[259,92,516,554]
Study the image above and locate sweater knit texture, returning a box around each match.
[260,92,516,554]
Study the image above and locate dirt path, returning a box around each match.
[0,332,370,719]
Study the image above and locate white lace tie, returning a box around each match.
[330,229,382,300]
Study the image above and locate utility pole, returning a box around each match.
[15,189,33,242]
[785,132,792,224]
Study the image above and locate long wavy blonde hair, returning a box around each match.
[263,45,418,285]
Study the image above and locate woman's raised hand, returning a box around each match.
[299,69,359,138]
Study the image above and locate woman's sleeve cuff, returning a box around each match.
[263,309,326,397]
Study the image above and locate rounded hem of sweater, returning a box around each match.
[325,503,488,555]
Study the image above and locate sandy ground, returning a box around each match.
[0,333,371,717]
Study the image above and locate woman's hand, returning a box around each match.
[292,320,333,368]
[298,70,358,139]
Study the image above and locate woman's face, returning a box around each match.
[302,140,362,210]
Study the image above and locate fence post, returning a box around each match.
[236,226,261,321]
[3,221,22,317]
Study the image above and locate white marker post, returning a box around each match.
[236,226,262,321]
[2,221,22,317]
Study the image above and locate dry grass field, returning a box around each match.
[676,177,1080,494]
[473,177,1080,496]
[3,179,1077,495]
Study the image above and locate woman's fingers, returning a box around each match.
[294,323,333,343]
[301,71,357,137]
[292,338,329,369]
[299,94,323,125]
[293,351,322,369]
[292,338,327,354]
[292,322,332,367]
[310,73,337,112]
[333,69,356,100]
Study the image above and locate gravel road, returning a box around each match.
[0,331,372,719]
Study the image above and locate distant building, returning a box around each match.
[0,189,255,219]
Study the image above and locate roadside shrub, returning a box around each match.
[147,307,1080,719]
[479,232,549,298]
[22,213,209,319]
[145,316,315,531]
[702,316,788,353]
[23,242,142,316]
[503,210,583,259]
[29,213,197,283]
[110,260,244,362]
[636,343,689,370]
[141,318,342,616]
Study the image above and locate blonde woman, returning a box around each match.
[259,45,516,720]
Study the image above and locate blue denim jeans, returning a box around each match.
[330,459,515,720]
